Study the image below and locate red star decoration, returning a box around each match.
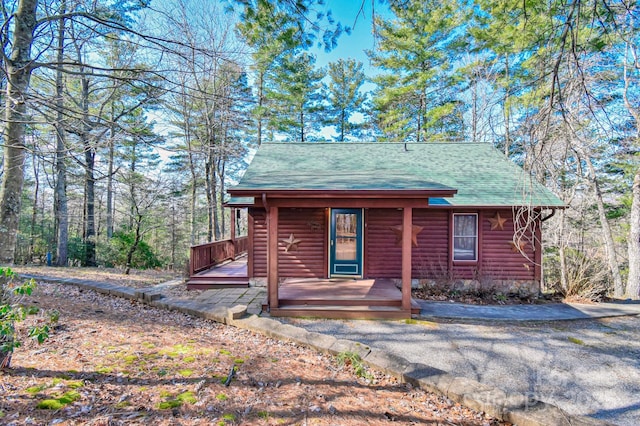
[281,233,302,252]
[510,240,527,253]
[488,212,508,231]
[390,225,424,247]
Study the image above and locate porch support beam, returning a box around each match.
[402,207,412,311]
[230,207,236,241]
[268,206,279,309]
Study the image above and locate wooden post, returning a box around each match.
[230,207,236,260]
[402,207,412,311]
[230,207,236,241]
[268,206,279,309]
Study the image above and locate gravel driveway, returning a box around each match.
[281,315,640,425]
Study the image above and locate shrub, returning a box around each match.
[544,247,610,301]
[98,231,161,270]
[1,268,55,369]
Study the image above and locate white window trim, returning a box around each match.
[452,213,478,262]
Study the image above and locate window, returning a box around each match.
[453,213,477,261]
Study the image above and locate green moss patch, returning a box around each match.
[178,369,194,377]
[157,399,182,410]
[568,336,585,345]
[177,391,197,404]
[157,390,197,409]
[36,391,81,410]
[26,384,49,394]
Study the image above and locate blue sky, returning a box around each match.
[310,1,392,77]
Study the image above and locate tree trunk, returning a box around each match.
[54,4,68,267]
[0,0,39,264]
[503,54,511,157]
[205,157,214,241]
[558,209,568,292]
[28,149,39,262]
[627,169,640,299]
[188,147,197,245]
[257,72,264,146]
[124,214,142,275]
[106,116,115,239]
[583,156,624,296]
[299,108,304,142]
[80,71,96,266]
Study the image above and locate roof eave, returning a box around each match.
[228,188,458,199]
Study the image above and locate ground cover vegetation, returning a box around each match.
[0,275,508,425]
[0,0,639,301]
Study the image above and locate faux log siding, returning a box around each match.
[252,206,537,282]
[480,209,536,281]
[366,209,451,279]
[413,210,450,279]
[277,208,326,278]
[249,208,267,277]
[365,209,403,278]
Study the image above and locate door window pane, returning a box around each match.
[336,213,357,260]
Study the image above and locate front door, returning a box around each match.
[330,209,363,277]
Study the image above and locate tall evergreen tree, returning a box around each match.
[368,0,467,142]
[325,58,368,141]
[266,52,325,141]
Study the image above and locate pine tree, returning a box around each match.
[368,0,467,142]
[266,52,325,141]
[325,58,368,141]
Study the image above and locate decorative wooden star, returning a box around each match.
[281,233,302,252]
[390,225,424,247]
[488,212,508,231]
[510,240,527,253]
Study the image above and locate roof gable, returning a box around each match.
[230,142,565,207]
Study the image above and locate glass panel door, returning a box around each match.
[330,209,363,276]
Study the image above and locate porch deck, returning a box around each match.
[186,256,249,289]
[266,278,420,320]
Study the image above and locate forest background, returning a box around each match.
[1,0,639,300]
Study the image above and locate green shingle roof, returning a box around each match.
[230,142,565,207]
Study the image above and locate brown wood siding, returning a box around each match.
[253,205,538,282]
[277,208,326,278]
[480,209,536,281]
[249,208,267,277]
[365,209,402,278]
[413,209,450,279]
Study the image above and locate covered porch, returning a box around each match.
[266,277,421,319]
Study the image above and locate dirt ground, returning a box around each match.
[1,268,507,425]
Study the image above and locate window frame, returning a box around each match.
[452,213,478,262]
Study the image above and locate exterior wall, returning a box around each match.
[414,209,450,278]
[249,207,326,278]
[365,209,402,278]
[277,208,326,278]
[364,207,538,287]
[480,208,537,282]
[250,206,539,292]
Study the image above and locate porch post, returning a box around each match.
[230,207,236,241]
[402,207,412,311]
[230,207,236,260]
[268,206,279,309]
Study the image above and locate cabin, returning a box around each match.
[188,142,564,319]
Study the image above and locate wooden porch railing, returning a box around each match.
[189,236,249,276]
